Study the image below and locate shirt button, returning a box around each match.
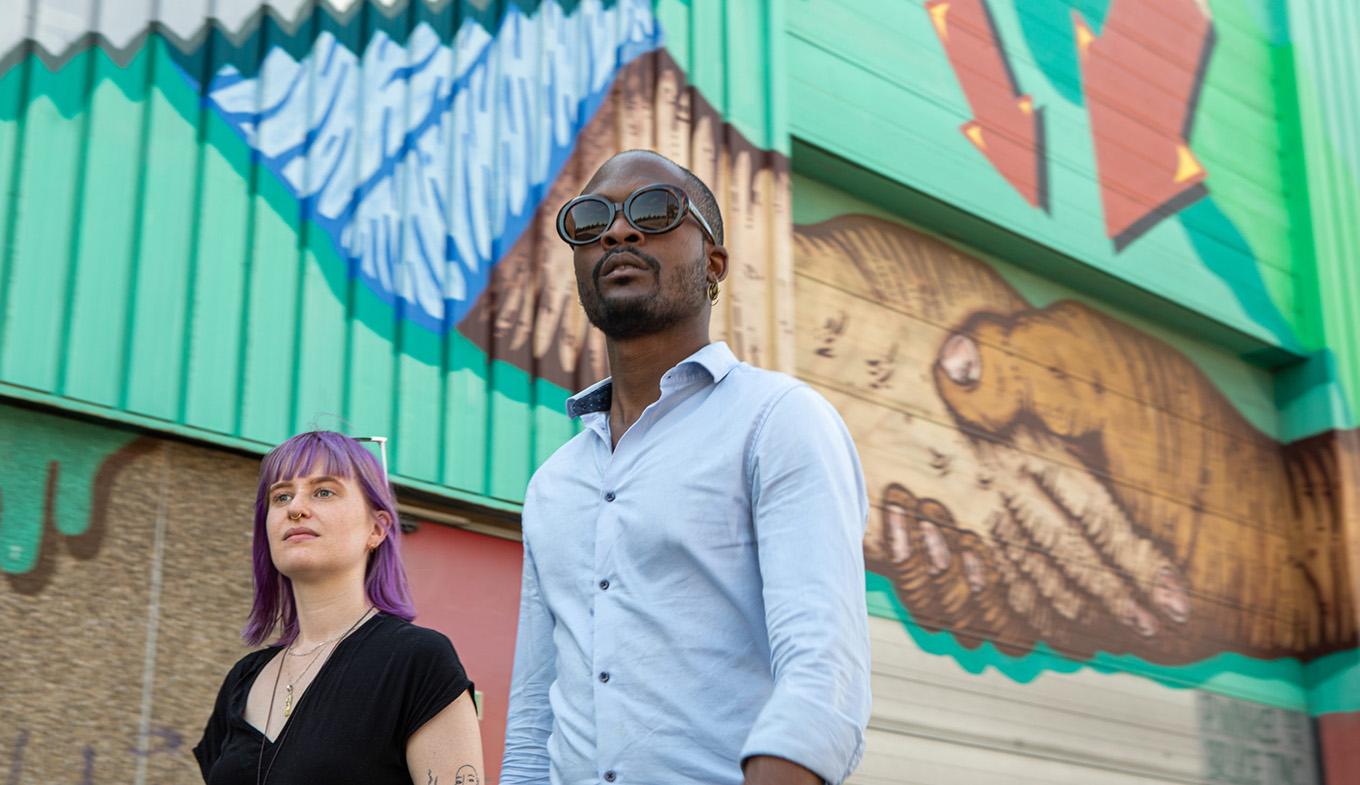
[599,671,610,683]
[604,491,616,502]
[604,772,616,782]
[599,579,610,590]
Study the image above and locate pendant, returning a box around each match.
[284,685,293,718]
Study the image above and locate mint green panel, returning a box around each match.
[2,61,88,392]
[442,331,491,494]
[487,360,534,502]
[237,183,303,445]
[124,42,197,421]
[394,324,443,480]
[62,55,147,408]
[656,0,787,152]
[1287,0,1360,428]
[0,59,21,330]
[181,114,252,434]
[293,227,351,437]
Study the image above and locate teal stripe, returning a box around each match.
[867,572,1359,715]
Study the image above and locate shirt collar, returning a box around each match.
[565,341,741,419]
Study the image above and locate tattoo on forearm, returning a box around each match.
[426,765,479,785]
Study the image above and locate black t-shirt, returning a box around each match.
[193,614,473,784]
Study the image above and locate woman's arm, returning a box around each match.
[406,690,483,785]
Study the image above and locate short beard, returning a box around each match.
[579,246,708,340]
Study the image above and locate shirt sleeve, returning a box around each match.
[397,627,474,745]
[500,482,558,785]
[739,384,872,785]
[193,657,245,781]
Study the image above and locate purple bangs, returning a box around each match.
[243,431,417,647]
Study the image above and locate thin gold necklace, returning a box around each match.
[256,605,375,785]
[282,605,374,717]
[280,642,323,719]
[287,627,355,657]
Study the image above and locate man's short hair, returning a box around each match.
[619,149,724,246]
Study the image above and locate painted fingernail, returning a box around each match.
[1153,566,1190,623]
[919,520,951,574]
[1122,599,1159,637]
[962,551,986,593]
[884,503,912,563]
[938,334,982,385]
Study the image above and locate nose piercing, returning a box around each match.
[289,513,303,520]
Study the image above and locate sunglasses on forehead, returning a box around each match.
[556,184,717,246]
[353,436,388,479]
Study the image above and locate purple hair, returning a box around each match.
[243,431,417,647]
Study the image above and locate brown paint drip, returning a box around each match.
[1,437,258,784]
[457,48,792,390]
[797,213,1357,664]
[6,436,159,596]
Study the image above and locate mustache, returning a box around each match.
[592,246,661,285]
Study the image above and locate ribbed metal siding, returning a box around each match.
[0,0,792,509]
[1289,0,1360,420]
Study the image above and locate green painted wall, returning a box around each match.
[0,38,573,508]
[784,0,1359,439]
[0,0,789,572]
[1281,0,1360,438]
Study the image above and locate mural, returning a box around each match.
[2,0,1357,776]
[165,0,662,333]
[0,406,258,783]
[795,213,1357,667]
[0,407,147,581]
[458,47,792,387]
[925,0,1048,211]
[0,0,792,505]
[925,0,1212,249]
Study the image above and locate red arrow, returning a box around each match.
[1077,0,1213,250]
[926,0,1047,210]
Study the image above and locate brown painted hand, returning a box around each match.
[797,214,1354,665]
[913,304,1351,662]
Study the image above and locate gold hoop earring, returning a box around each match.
[708,281,720,306]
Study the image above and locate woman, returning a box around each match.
[194,431,482,784]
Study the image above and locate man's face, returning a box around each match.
[571,155,716,340]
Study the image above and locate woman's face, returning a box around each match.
[264,467,386,582]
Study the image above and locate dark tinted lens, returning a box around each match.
[628,188,682,232]
[565,199,612,242]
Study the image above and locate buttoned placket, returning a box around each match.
[583,366,706,785]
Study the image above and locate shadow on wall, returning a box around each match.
[794,214,1357,667]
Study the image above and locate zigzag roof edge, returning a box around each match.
[0,0,514,79]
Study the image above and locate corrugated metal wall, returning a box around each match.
[0,0,791,531]
[1289,0,1360,422]
[784,0,1305,359]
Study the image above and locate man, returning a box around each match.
[501,150,871,785]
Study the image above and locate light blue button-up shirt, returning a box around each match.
[501,342,871,785]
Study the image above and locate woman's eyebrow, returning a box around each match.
[268,475,343,492]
